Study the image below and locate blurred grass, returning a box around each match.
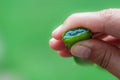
[0,0,119,80]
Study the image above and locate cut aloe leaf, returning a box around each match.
[62,27,92,65]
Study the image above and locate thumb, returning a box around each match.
[71,39,120,78]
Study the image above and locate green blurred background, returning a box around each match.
[0,0,119,80]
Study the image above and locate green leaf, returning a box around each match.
[62,27,93,65]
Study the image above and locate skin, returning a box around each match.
[49,8,120,79]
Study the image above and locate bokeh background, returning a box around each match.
[0,0,119,80]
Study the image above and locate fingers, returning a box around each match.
[49,37,120,57]
[50,9,120,78]
[51,8,120,58]
[52,12,103,40]
[102,36,120,47]
[58,49,72,57]
[52,9,120,40]
[49,38,66,50]
[49,38,72,57]
[71,39,120,78]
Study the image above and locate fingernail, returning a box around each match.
[71,45,91,59]
[49,38,54,44]
[52,25,62,36]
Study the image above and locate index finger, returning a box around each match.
[52,9,120,40]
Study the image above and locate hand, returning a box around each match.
[49,8,120,78]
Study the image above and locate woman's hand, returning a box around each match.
[49,9,120,78]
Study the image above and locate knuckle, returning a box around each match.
[96,47,112,69]
[98,8,115,21]
[97,8,118,32]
